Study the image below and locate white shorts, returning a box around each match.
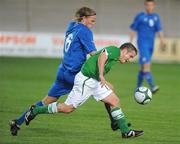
[64,72,113,108]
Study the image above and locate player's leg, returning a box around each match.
[101,93,130,134]
[142,63,159,93]
[142,62,153,86]
[10,78,63,136]
[25,72,93,124]
[136,46,148,88]
[137,45,159,93]
[9,99,47,136]
[101,93,144,138]
[137,69,144,88]
[101,83,119,131]
[24,79,73,125]
[14,80,65,126]
[141,46,159,93]
[10,65,73,135]
[10,66,63,136]
[104,103,119,131]
[9,95,59,136]
[93,82,143,138]
[104,103,131,131]
[15,96,57,124]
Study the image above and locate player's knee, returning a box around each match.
[103,93,120,107]
[110,97,120,107]
[42,96,58,105]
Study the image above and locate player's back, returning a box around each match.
[62,21,96,73]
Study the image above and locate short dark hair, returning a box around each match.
[119,42,138,55]
[145,0,155,2]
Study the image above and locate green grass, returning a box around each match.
[0,57,180,144]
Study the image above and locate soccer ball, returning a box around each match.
[134,86,152,105]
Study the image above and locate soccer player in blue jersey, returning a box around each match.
[25,43,143,139]
[10,7,118,136]
[9,7,98,136]
[130,0,165,93]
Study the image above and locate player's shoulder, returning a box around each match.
[134,12,146,21]
[105,46,120,56]
[136,12,146,18]
[77,24,93,39]
[152,13,160,17]
[152,13,160,20]
[105,45,119,50]
[67,21,91,31]
[151,13,160,21]
[79,23,92,34]
[66,21,92,37]
[66,21,77,30]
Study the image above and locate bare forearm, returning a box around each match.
[98,53,106,77]
[130,31,136,43]
[158,31,165,42]
[98,51,108,86]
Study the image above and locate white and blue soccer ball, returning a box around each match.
[134,86,152,105]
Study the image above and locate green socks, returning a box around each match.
[33,105,49,115]
[111,107,130,134]
[33,102,58,115]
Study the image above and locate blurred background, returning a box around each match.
[1,1,180,143]
[0,0,180,62]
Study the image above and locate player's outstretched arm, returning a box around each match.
[157,31,166,49]
[98,49,108,87]
[129,31,136,43]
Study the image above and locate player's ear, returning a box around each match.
[122,48,128,54]
[81,16,87,23]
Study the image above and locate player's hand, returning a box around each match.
[159,40,166,51]
[99,75,113,90]
[106,81,114,90]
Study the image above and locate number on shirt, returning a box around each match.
[64,33,73,53]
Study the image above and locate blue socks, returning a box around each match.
[137,71,144,88]
[137,71,155,88]
[144,72,155,88]
[16,101,44,125]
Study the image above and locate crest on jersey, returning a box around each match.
[149,19,154,27]
[154,16,158,21]
[144,17,148,22]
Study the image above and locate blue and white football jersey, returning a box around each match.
[62,21,96,72]
[130,12,162,44]
[48,21,96,97]
[130,12,162,64]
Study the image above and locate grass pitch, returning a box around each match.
[0,57,180,144]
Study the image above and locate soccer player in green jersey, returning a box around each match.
[25,42,144,138]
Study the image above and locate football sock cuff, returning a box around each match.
[48,102,58,113]
[111,107,129,134]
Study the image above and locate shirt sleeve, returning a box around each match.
[130,12,144,31]
[78,27,97,53]
[130,13,140,31]
[154,14,162,32]
[106,46,120,60]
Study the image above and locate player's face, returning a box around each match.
[145,1,156,14]
[119,49,136,64]
[82,15,96,29]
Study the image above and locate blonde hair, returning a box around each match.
[75,7,96,22]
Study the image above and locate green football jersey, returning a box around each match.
[81,46,120,80]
